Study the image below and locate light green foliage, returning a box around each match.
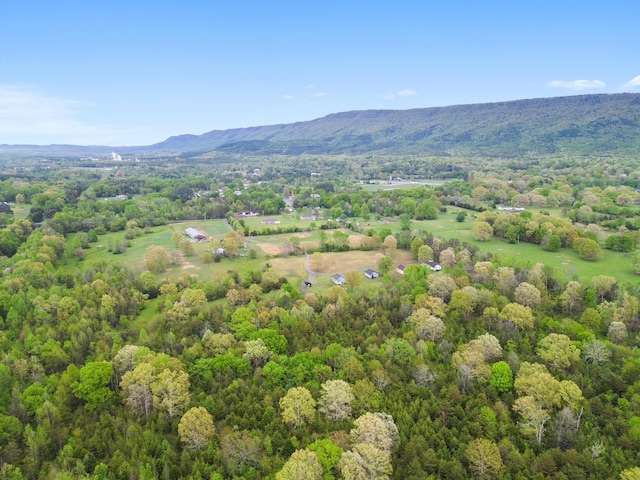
[308,439,344,477]
[280,387,316,428]
[339,443,392,480]
[537,333,580,370]
[499,303,534,329]
[465,438,504,479]
[178,407,215,450]
[489,361,513,393]
[417,244,434,263]
[318,380,355,421]
[608,321,628,344]
[514,282,542,308]
[514,362,562,409]
[620,467,640,480]
[407,308,445,342]
[471,221,493,241]
[583,339,611,365]
[243,338,271,367]
[377,256,393,275]
[276,449,323,480]
[151,369,190,418]
[350,412,399,454]
[144,245,171,272]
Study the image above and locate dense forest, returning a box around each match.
[1,139,640,479]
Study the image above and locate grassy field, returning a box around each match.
[359,179,447,191]
[406,207,640,285]
[73,220,266,283]
[12,204,30,220]
[239,214,315,232]
[65,211,639,287]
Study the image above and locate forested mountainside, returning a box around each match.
[2,93,640,159]
[148,93,640,157]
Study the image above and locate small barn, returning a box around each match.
[364,269,379,279]
[331,274,346,285]
[185,227,208,242]
[396,264,406,275]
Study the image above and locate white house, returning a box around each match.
[364,269,379,279]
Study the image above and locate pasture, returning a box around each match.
[66,211,640,287]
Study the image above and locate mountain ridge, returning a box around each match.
[3,93,640,157]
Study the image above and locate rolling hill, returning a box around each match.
[147,93,640,157]
[3,93,640,158]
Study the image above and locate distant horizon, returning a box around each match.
[2,91,639,149]
[2,2,639,146]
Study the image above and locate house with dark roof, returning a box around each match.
[396,264,406,275]
[364,269,379,279]
[427,261,442,271]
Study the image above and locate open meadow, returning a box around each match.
[64,210,640,287]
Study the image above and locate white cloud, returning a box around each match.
[547,79,605,91]
[622,75,640,88]
[312,91,328,97]
[0,83,136,145]
[380,89,417,100]
[305,84,314,89]
[283,95,294,100]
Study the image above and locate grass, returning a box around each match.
[12,204,31,220]
[239,214,315,232]
[359,179,448,191]
[70,220,267,283]
[404,207,640,285]
[65,211,639,288]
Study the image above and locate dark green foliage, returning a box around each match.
[604,234,636,252]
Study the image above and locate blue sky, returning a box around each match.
[1,1,639,146]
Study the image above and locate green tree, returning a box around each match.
[308,438,343,478]
[178,407,215,450]
[407,308,445,342]
[280,387,316,428]
[489,361,513,393]
[543,233,562,252]
[152,369,191,418]
[144,245,171,273]
[350,412,398,454]
[311,252,323,272]
[410,237,423,259]
[621,467,640,480]
[339,443,392,480]
[276,449,323,480]
[318,380,355,421]
[120,362,155,418]
[471,221,493,241]
[574,237,603,261]
[220,430,263,475]
[498,303,534,330]
[377,256,393,275]
[465,438,504,480]
[72,361,114,410]
[417,244,434,263]
[537,333,580,371]
[514,282,542,309]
